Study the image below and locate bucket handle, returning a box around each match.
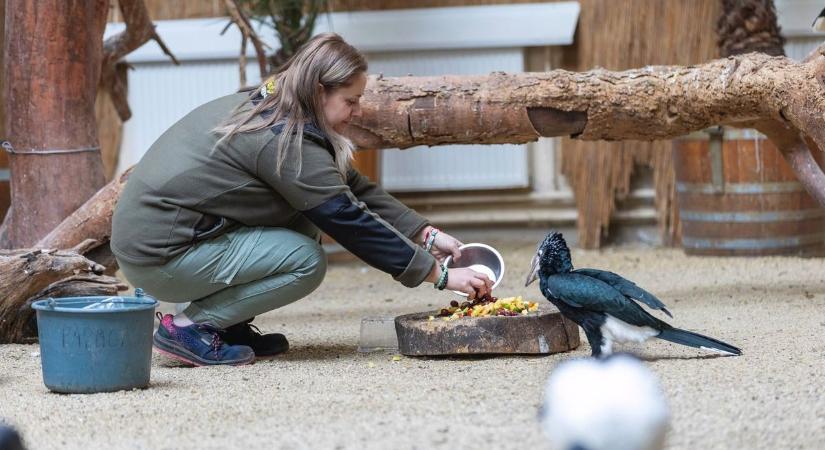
[134,288,158,302]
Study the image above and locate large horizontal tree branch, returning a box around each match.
[36,53,825,261]
[347,53,811,147]
[345,52,825,206]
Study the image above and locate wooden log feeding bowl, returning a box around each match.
[395,303,580,356]
[673,127,825,256]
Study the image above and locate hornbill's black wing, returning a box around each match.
[542,273,664,329]
[574,268,672,318]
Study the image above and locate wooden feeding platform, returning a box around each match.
[395,304,580,356]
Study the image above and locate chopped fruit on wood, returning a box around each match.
[436,295,538,321]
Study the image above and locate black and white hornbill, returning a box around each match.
[525,231,741,357]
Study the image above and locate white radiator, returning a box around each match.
[785,36,823,61]
[367,48,529,192]
[117,60,260,174]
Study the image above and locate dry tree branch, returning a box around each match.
[101,0,180,121]
[0,248,125,343]
[239,34,249,86]
[224,0,270,84]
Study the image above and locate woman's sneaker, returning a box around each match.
[218,318,289,359]
[153,313,255,366]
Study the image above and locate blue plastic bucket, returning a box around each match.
[31,289,158,393]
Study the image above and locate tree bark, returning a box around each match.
[1,0,110,248]
[36,168,132,255]
[344,54,825,207]
[0,244,126,343]
[36,168,133,275]
[348,56,783,147]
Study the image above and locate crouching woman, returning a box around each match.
[111,33,492,366]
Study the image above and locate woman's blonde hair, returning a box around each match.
[213,32,367,175]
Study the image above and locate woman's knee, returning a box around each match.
[299,240,327,288]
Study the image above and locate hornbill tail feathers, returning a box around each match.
[657,328,741,356]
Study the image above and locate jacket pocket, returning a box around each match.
[193,215,226,242]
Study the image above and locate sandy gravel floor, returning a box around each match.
[1,232,824,450]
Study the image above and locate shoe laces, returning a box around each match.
[226,321,263,340]
[196,323,226,360]
[247,323,263,336]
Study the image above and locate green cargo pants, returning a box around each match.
[117,221,327,328]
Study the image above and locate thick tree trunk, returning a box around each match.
[36,169,132,256]
[36,168,133,275]
[0,243,126,343]
[1,0,109,248]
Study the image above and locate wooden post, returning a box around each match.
[1,0,109,247]
[0,0,8,220]
[351,149,380,182]
[0,0,5,139]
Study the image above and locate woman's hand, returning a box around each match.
[429,229,463,263]
[445,267,493,300]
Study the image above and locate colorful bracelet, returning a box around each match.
[434,263,449,290]
[423,228,431,244]
[424,228,440,253]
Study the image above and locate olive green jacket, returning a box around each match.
[111,92,435,287]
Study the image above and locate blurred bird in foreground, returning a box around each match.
[525,231,741,357]
[540,354,669,450]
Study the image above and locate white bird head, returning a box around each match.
[539,354,670,450]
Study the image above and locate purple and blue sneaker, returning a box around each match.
[153,313,255,366]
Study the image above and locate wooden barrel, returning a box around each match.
[673,127,825,256]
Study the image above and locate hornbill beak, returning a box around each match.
[525,253,540,286]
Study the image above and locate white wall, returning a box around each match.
[108,2,581,194]
[117,60,260,174]
[369,48,529,192]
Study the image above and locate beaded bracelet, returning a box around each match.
[424,228,440,253]
[434,263,449,290]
